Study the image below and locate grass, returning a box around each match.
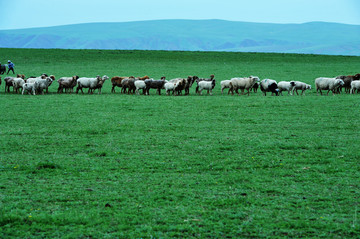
[0,48,359,238]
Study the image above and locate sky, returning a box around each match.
[1,0,359,30]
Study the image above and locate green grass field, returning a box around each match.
[0,48,360,238]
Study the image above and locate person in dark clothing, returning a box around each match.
[7,60,15,74]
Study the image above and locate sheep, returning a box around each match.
[135,80,147,95]
[111,76,126,93]
[229,76,260,96]
[197,79,216,95]
[174,78,187,96]
[292,81,312,95]
[251,82,259,93]
[0,65,5,74]
[76,75,108,94]
[22,82,39,95]
[220,80,232,94]
[164,81,176,95]
[57,76,79,93]
[144,77,166,95]
[121,76,136,94]
[277,81,296,95]
[336,74,360,93]
[12,77,25,93]
[4,77,15,93]
[315,77,344,95]
[350,80,360,94]
[260,79,279,96]
[26,75,55,94]
[88,75,109,94]
[195,74,215,93]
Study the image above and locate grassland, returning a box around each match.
[0,48,360,238]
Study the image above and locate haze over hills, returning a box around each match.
[0,19,359,56]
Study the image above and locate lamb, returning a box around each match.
[277,81,296,95]
[12,77,25,93]
[197,79,216,95]
[315,77,344,95]
[57,76,79,93]
[350,80,360,94]
[220,80,232,94]
[174,78,186,96]
[229,76,260,96]
[76,75,108,94]
[22,82,39,95]
[292,81,312,95]
[260,79,279,96]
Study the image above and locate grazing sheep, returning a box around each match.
[220,80,232,94]
[292,81,312,95]
[260,79,279,96]
[277,81,296,95]
[315,77,344,95]
[22,82,38,95]
[57,76,79,93]
[229,76,260,96]
[350,80,360,94]
[198,79,216,95]
[12,77,25,93]
[144,77,166,95]
[76,75,108,94]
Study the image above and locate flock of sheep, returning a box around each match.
[0,73,359,96]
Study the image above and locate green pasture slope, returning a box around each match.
[0,48,360,238]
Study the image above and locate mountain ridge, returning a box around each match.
[1,19,359,55]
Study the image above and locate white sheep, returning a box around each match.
[292,81,312,95]
[220,80,232,94]
[277,81,296,95]
[164,82,176,95]
[350,80,360,94]
[315,77,344,95]
[12,77,25,93]
[229,76,260,96]
[22,82,38,95]
[76,75,108,94]
[198,79,216,95]
[135,80,147,95]
[26,76,54,94]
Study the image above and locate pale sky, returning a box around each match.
[1,0,359,30]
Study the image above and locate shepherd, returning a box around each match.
[7,60,15,74]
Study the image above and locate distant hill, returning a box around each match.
[1,19,360,55]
